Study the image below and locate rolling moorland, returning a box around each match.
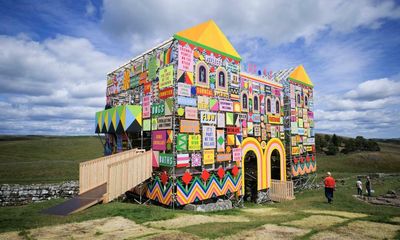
[0,135,399,239]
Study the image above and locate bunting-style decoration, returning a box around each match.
[95,105,142,133]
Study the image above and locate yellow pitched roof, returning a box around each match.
[174,20,241,61]
[288,65,314,87]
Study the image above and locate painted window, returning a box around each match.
[253,94,259,113]
[266,97,271,113]
[216,67,228,91]
[296,93,301,106]
[276,99,280,114]
[241,92,248,112]
[196,61,209,87]
[304,95,308,107]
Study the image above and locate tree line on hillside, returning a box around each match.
[315,134,380,155]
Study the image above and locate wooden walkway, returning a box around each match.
[43,183,107,216]
[43,149,152,215]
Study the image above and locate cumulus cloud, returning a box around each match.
[0,35,122,134]
[101,0,400,52]
[345,78,400,100]
[314,77,400,137]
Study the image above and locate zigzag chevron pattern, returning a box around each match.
[146,177,173,206]
[292,161,317,176]
[176,172,242,205]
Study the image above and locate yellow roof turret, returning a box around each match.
[288,65,313,88]
[174,20,241,61]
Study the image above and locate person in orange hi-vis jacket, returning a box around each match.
[324,172,336,204]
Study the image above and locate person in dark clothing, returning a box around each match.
[366,176,372,197]
[324,172,336,203]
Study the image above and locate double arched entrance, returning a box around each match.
[241,138,286,201]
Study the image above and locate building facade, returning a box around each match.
[95,20,316,206]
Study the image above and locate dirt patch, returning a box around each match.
[218,224,309,240]
[0,216,160,240]
[391,216,400,223]
[143,231,201,240]
[283,215,348,230]
[145,214,249,229]
[241,207,291,216]
[303,210,368,219]
[311,220,400,240]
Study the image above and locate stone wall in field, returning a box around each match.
[0,181,78,206]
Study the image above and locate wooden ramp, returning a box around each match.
[44,149,152,215]
[43,183,106,216]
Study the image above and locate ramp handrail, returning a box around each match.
[270,180,295,202]
[105,150,152,203]
[79,148,144,194]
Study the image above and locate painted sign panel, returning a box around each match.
[144,82,151,94]
[219,100,233,111]
[177,133,188,151]
[159,87,174,99]
[292,147,300,155]
[159,65,174,89]
[152,103,165,116]
[217,129,225,152]
[158,116,173,129]
[226,127,240,134]
[188,134,201,151]
[198,96,209,110]
[232,148,242,162]
[143,119,151,131]
[151,117,158,130]
[200,111,217,124]
[191,153,202,167]
[177,96,197,106]
[202,125,216,149]
[217,113,225,128]
[178,83,191,97]
[196,86,213,96]
[177,154,190,168]
[159,153,174,167]
[268,114,281,124]
[216,153,231,162]
[178,44,194,72]
[254,124,261,137]
[205,54,222,66]
[180,120,200,133]
[143,96,151,118]
[152,130,166,151]
[203,150,215,165]
[185,107,198,119]
[209,99,219,111]
[164,98,173,116]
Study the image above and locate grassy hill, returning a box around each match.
[0,135,399,184]
[0,136,399,238]
[0,136,103,184]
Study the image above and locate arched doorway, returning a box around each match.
[271,149,281,180]
[244,151,258,202]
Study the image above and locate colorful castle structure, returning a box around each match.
[95,20,316,206]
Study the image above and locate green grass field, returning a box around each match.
[0,136,399,239]
[0,136,103,183]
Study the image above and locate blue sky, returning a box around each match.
[0,0,399,138]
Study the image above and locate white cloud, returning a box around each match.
[345,78,400,100]
[101,0,400,52]
[0,35,122,134]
